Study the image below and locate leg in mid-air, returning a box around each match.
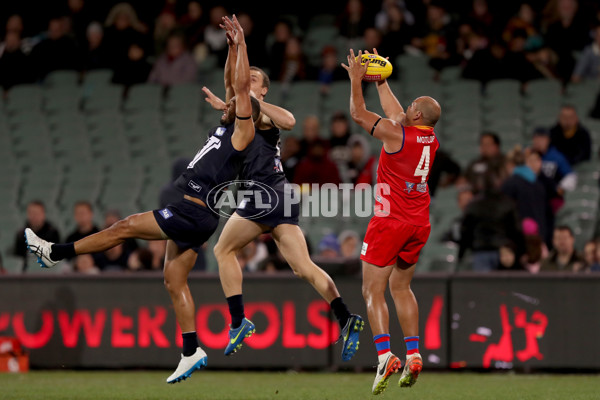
[213,213,265,355]
[271,223,364,361]
[362,261,402,395]
[25,211,166,268]
[389,260,422,388]
[163,240,208,384]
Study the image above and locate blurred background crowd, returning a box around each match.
[1,0,600,276]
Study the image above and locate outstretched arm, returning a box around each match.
[222,21,237,103]
[342,49,404,153]
[225,15,255,151]
[366,49,405,123]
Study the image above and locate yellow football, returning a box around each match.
[358,53,393,82]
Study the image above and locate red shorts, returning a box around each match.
[360,216,431,267]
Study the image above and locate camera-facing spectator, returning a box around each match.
[464,132,506,194]
[318,233,341,259]
[83,21,110,71]
[30,16,80,80]
[149,31,197,86]
[328,111,352,164]
[549,105,592,166]
[14,201,61,271]
[344,134,376,185]
[73,254,100,275]
[0,31,35,90]
[103,3,149,70]
[541,225,585,272]
[179,1,207,49]
[65,201,99,248]
[571,25,600,83]
[153,10,178,56]
[127,247,153,271]
[203,5,228,66]
[531,127,577,194]
[317,46,347,95]
[339,230,361,259]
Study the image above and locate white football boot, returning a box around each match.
[24,228,59,268]
[166,347,207,384]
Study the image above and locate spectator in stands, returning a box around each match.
[362,28,383,60]
[65,201,99,245]
[543,0,592,83]
[112,42,152,86]
[293,138,341,185]
[203,5,228,66]
[103,3,149,70]
[318,233,341,259]
[159,157,191,208]
[83,21,110,71]
[379,2,414,62]
[337,0,369,40]
[153,10,178,56]
[148,240,167,270]
[67,0,92,47]
[541,225,585,272]
[339,230,361,258]
[0,31,34,90]
[501,148,556,246]
[127,247,153,271]
[73,254,100,274]
[267,19,293,82]
[237,12,266,69]
[429,149,461,197]
[0,254,6,275]
[179,1,206,49]
[375,0,415,30]
[281,136,301,182]
[344,134,376,185]
[582,239,596,271]
[527,46,561,81]
[571,25,600,83]
[462,41,509,84]
[463,0,495,39]
[5,14,24,37]
[30,16,80,80]
[549,105,592,166]
[464,132,507,194]
[411,2,459,71]
[521,217,548,273]
[441,186,473,244]
[502,3,543,52]
[148,31,197,86]
[278,36,307,86]
[317,46,347,95]
[498,242,526,271]
[591,238,600,271]
[531,126,577,194]
[328,111,352,165]
[503,29,546,83]
[298,115,327,160]
[95,241,129,271]
[13,201,61,271]
[459,172,524,272]
[237,239,268,272]
[103,209,138,255]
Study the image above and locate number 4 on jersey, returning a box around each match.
[414,146,430,183]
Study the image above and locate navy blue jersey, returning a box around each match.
[240,127,287,187]
[174,123,246,209]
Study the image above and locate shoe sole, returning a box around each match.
[341,317,365,361]
[24,232,50,269]
[373,359,401,395]
[399,359,423,388]
[225,327,256,356]
[167,356,207,384]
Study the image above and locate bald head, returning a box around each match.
[413,96,441,127]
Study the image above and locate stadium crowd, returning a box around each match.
[1,0,600,274]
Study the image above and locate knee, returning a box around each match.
[362,283,373,302]
[163,273,184,296]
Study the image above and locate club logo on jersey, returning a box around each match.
[404,182,415,193]
[416,183,428,193]
[214,127,226,137]
[160,208,173,219]
[361,242,368,256]
[188,180,202,192]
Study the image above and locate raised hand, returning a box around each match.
[221,14,245,46]
[202,86,226,111]
[341,49,369,81]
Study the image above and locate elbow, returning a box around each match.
[281,115,296,131]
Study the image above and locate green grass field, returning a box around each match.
[1,371,598,400]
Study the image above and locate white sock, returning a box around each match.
[378,351,391,365]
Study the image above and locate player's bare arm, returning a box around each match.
[364,49,406,123]
[342,49,404,153]
[255,100,295,131]
[224,15,255,151]
[222,21,237,103]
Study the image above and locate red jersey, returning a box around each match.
[374,125,439,226]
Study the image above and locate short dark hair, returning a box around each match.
[28,200,45,210]
[555,225,574,237]
[74,201,93,212]
[250,66,270,92]
[480,132,500,147]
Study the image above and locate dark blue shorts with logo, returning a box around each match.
[235,182,299,229]
[153,198,219,252]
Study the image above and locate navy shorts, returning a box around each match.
[236,183,299,229]
[153,198,219,252]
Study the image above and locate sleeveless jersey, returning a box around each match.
[174,123,246,209]
[375,125,439,226]
[240,126,287,187]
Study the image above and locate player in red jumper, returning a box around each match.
[342,49,441,395]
